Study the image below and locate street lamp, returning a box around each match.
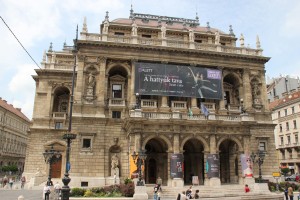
[135,93,141,109]
[250,150,265,183]
[43,145,61,186]
[131,149,147,186]
[61,26,78,200]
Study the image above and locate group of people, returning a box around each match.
[0,175,26,189]
[43,181,61,200]
[283,184,300,200]
[176,186,200,200]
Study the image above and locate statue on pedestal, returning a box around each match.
[111,153,119,177]
[86,73,96,96]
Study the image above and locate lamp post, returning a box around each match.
[60,26,78,200]
[135,93,141,109]
[250,151,265,183]
[131,149,147,186]
[43,145,61,186]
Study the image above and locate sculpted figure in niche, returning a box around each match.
[86,73,96,96]
[189,29,194,42]
[215,30,220,45]
[132,22,138,36]
[103,20,109,34]
[161,25,166,39]
[252,82,261,105]
[111,153,120,177]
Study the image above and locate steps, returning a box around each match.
[145,184,283,200]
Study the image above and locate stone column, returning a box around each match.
[130,60,137,108]
[219,68,226,114]
[96,57,107,117]
[170,133,184,187]
[242,69,252,111]
[134,133,141,152]
[260,70,269,111]
[161,96,168,108]
[208,134,221,186]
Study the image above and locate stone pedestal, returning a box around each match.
[209,177,221,186]
[105,177,120,185]
[133,185,148,200]
[171,178,184,187]
[253,183,271,193]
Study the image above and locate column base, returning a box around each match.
[209,177,221,186]
[171,178,184,187]
[133,185,148,200]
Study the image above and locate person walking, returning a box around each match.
[3,175,8,187]
[194,189,200,199]
[54,182,61,200]
[186,185,193,199]
[244,184,250,193]
[43,184,51,200]
[284,185,289,200]
[20,176,26,189]
[288,185,294,200]
[9,178,13,189]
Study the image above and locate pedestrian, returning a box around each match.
[194,189,200,199]
[244,184,250,193]
[21,176,26,189]
[284,185,289,200]
[180,191,188,200]
[43,184,51,200]
[3,175,8,186]
[54,182,61,199]
[9,178,13,189]
[186,185,193,199]
[288,185,294,200]
[153,184,159,200]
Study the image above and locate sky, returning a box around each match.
[1,0,300,120]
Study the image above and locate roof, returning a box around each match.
[0,98,30,122]
[269,90,300,110]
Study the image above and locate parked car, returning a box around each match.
[285,174,299,181]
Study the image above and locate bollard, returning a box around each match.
[18,195,24,200]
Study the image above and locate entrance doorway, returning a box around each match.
[219,139,239,184]
[183,139,204,185]
[144,138,168,185]
[51,157,62,178]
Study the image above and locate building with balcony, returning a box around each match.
[270,90,300,174]
[23,9,278,188]
[0,98,30,173]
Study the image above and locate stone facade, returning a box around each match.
[23,10,278,187]
[0,98,30,173]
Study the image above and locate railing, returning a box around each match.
[108,35,131,43]
[166,40,189,48]
[52,112,67,119]
[171,101,187,109]
[194,43,217,51]
[109,98,126,107]
[228,104,241,112]
[203,102,216,112]
[141,99,157,108]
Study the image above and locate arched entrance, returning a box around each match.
[183,139,204,185]
[144,138,168,185]
[219,139,239,184]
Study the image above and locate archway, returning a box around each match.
[219,139,239,184]
[144,138,168,185]
[183,139,204,185]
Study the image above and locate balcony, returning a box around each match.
[171,101,187,110]
[108,98,126,107]
[52,112,67,120]
[141,99,157,108]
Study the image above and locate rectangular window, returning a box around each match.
[195,39,202,43]
[280,137,284,145]
[114,32,125,36]
[259,142,266,151]
[292,107,295,114]
[112,84,122,98]
[55,122,63,129]
[280,124,282,132]
[142,34,151,38]
[273,88,276,97]
[287,135,291,144]
[278,111,281,118]
[294,120,297,129]
[295,133,298,144]
[112,111,121,119]
[285,109,288,116]
[286,122,289,131]
[82,138,91,148]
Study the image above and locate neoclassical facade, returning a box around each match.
[0,98,30,173]
[24,10,278,187]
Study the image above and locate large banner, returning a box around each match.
[206,154,220,178]
[135,62,222,99]
[170,154,184,178]
[240,154,253,178]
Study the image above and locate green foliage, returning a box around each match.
[124,177,133,185]
[70,182,134,198]
[281,168,290,176]
[1,165,18,172]
[70,188,86,197]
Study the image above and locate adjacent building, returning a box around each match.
[270,90,300,174]
[24,9,278,188]
[0,98,30,173]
